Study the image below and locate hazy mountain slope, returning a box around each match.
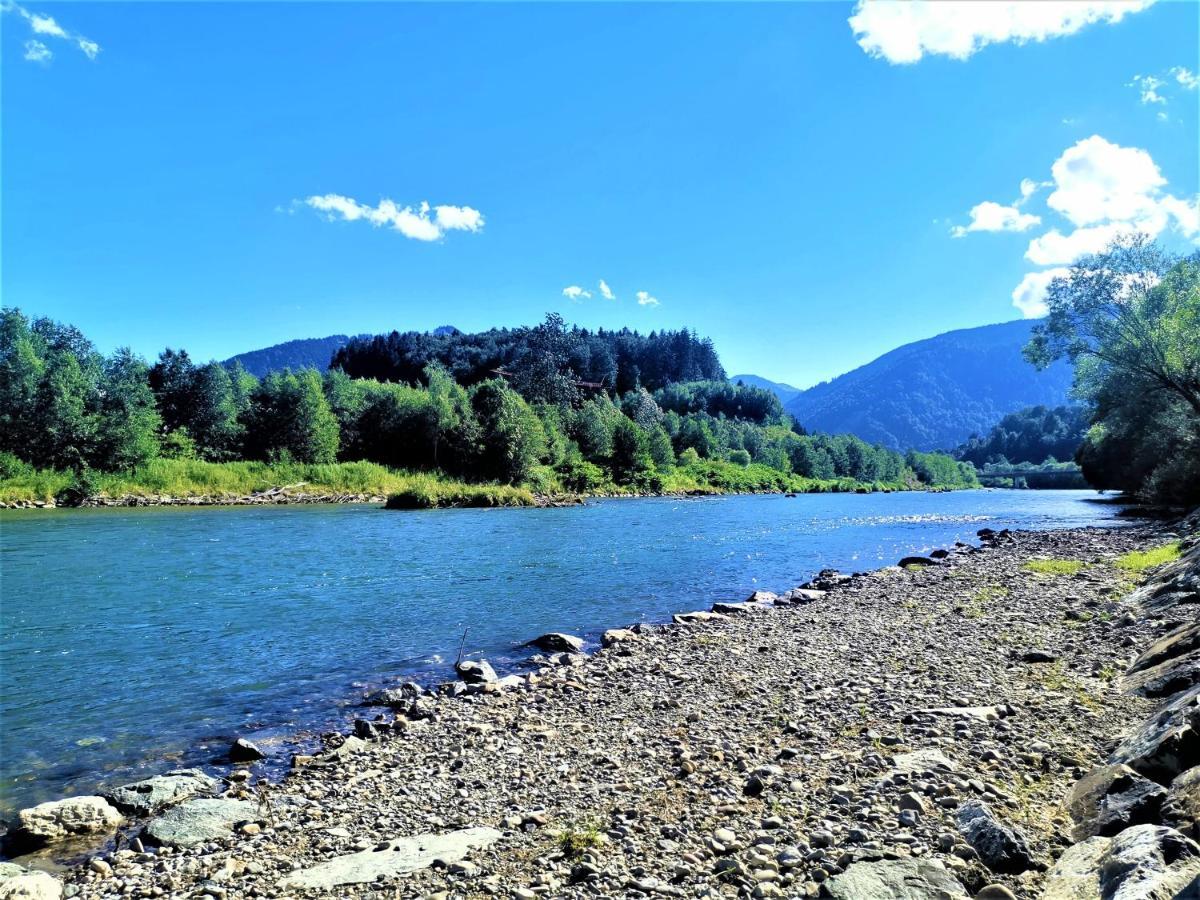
[785,320,1075,451]
[729,374,801,404]
[224,335,355,377]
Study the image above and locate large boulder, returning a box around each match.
[228,738,265,762]
[1109,683,1200,784]
[956,800,1035,874]
[17,796,123,843]
[278,826,503,890]
[142,798,258,848]
[601,628,638,648]
[454,659,497,685]
[1042,825,1200,900]
[524,633,585,654]
[1162,766,1200,839]
[823,858,969,899]
[0,872,63,900]
[1129,622,1200,676]
[1124,653,1200,701]
[1064,764,1167,841]
[101,769,217,816]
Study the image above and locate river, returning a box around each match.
[0,489,1125,818]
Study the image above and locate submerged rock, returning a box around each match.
[142,798,258,848]
[278,826,502,890]
[101,768,217,816]
[823,858,969,899]
[228,737,265,762]
[17,796,123,843]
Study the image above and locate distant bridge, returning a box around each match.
[977,467,1087,488]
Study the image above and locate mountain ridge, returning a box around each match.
[782,319,1074,451]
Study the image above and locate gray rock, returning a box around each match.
[823,858,969,899]
[101,768,217,816]
[0,866,24,884]
[898,556,936,568]
[1109,683,1200,783]
[1065,764,1167,840]
[0,872,63,900]
[891,748,957,776]
[228,738,264,762]
[783,588,826,603]
[1042,825,1200,900]
[17,796,123,842]
[363,684,423,707]
[524,633,585,653]
[711,601,767,615]
[601,628,638,647]
[1124,652,1200,701]
[278,826,502,890]
[1162,766,1200,839]
[974,887,1016,900]
[142,798,258,848]
[1129,622,1200,676]
[956,800,1035,874]
[455,659,497,684]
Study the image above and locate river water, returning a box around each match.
[0,489,1125,817]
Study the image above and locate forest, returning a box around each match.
[0,312,978,505]
[955,405,1090,467]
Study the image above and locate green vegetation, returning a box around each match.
[1023,559,1085,576]
[0,310,977,507]
[1114,541,1182,574]
[556,822,606,857]
[956,405,1090,468]
[1025,236,1200,506]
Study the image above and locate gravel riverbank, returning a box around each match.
[5,516,1198,899]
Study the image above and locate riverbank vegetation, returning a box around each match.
[0,311,977,506]
[1025,236,1200,507]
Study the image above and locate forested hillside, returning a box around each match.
[0,311,977,505]
[785,320,1074,451]
[223,335,357,378]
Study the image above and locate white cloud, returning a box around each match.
[2,1,100,61]
[1025,223,1135,266]
[562,285,591,301]
[1171,66,1199,90]
[1129,74,1167,105]
[636,291,660,307]
[23,39,51,62]
[1006,135,1199,314]
[951,201,1041,237]
[598,279,615,301]
[1044,136,1191,232]
[848,0,1154,64]
[1011,268,1071,318]
[302,194,485,242]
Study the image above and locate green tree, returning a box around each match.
[95,348,161,470]
[470,378,546,484]
[0,309,46,457]
[35,350,95,470]
[610,417,653,484]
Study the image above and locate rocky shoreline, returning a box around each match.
[3,514,1198,900]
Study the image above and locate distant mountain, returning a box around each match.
[730,374,801,404]
[224,335,356,378]
[784,320,1075,452]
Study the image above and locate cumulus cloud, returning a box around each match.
[562,285,592,301]
[1129,74,1167,105]
[302,194,484,242]
[1011,268,1071,318]
[848,0,1154,64]
[636,291,660,308]
[1001,135,1198,316]
[951,201,1041,238]
[598,279,616,301]
[23,39,51,62]
[2,1,100,61]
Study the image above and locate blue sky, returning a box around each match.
[2,1,1197,387]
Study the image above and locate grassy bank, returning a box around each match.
[0,456,954,510]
